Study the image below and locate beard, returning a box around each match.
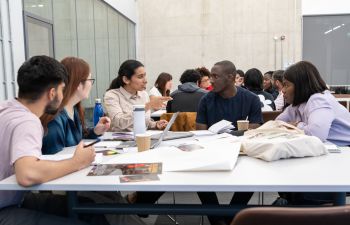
[44,95,60,115]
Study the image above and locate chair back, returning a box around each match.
[262,111,282,122]
[231,206,350,225]
[160,112,197,131]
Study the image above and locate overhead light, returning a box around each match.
[38,4,44,7]
[324,29,332,35]
[333,25,341,30]
[31,4,36,8]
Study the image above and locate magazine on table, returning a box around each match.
[87,162,162,176]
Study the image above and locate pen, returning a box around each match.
[83,139,101,148]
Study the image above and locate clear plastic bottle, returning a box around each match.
[133,104,146,137]
[93,98,104,126]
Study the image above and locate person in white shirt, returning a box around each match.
[149,72,173,98]
[149,72,173,110]
[272,70,285,110]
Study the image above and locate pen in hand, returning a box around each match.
[83,139,101,148]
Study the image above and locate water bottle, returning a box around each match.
[133,105,146,137]
[93,98,104,126]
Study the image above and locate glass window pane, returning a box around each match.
[128,21,136,59]
[76,0,96,107]
[24,0,53,21]
[118,15,128,63]
[303,15,350,85]
[27,17,53,58]
[94,0,109,99]
[52,0,77,60]
[108,7,120,82]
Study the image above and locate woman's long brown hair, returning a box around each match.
[41,57,90,135]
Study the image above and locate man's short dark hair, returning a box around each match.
[17,55,68,101]
[214,60,236,75]
[179,69,201,84]
[272,70,284,83]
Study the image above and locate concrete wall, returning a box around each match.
[137,0,302,89]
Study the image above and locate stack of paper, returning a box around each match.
[104,139,241,172]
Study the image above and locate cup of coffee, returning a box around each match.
[135,133,151,152]
[237,120,249,131]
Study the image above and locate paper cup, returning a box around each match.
[237,120,249,131]
[135,133,151,152]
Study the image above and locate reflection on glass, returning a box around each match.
[27,18,52,57]
[24,0,52,21]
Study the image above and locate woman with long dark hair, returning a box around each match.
[149,72,173,97]
[41,57,110,154]
[277,61,350,146]
[104,60,171,131]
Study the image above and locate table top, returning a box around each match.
[1,136,349,193]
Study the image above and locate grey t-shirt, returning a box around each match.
[0,99,43,208]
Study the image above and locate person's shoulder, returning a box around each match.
[307,91,334,107]
[49,110,68,126]
[201,91,215,100]
[238,87,259,99]
[196,88,208,94]
[149,86,161,96]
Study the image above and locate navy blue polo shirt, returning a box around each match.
[196,86,263,129]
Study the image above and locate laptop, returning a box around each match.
[116,112,194,149]
[150,112,194,143]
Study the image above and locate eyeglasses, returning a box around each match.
[83,78,95,85]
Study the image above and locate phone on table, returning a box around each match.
[83,139,101,148]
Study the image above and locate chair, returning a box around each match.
[160,112,197,131]
[262,111,282,122]
[231,205,350,225]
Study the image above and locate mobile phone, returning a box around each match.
[83,139,101,148]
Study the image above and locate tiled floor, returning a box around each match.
[140,192,279,225]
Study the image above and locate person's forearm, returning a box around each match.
[15,157,82,187]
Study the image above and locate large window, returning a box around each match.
[23,0,136,107]
[303,15,350,85]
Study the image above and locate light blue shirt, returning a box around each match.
[276,91,350,146]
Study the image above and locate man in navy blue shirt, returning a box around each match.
[196,60,262,130]
[195,60,262,225]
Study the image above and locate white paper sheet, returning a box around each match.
[104,139,241,172]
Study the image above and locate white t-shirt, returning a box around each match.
[275,91,284,111]
[0,99,43,208]
[149,86,162,97]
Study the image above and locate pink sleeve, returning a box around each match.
[10,120,43,165]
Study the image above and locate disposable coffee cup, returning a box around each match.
[135,133,151,152]
[237,120,249,131]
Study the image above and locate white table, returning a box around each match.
[1,133,349,216]
[1,150,350,192]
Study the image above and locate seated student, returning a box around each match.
[196,66,213,91]
[274,61,350,206]
[196,60,263,130]
[166,69,207,113]
[149,72,173,98]
[196,60,263,224]
[0,56,98,225]
[263,70,279,99]
[104,60,171,132]
[41,57,110,155]
[235,69,245,88]
[40,57,145,225]
[272,70,285,110]
[244,68,276,111]
[277,61,350,146]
